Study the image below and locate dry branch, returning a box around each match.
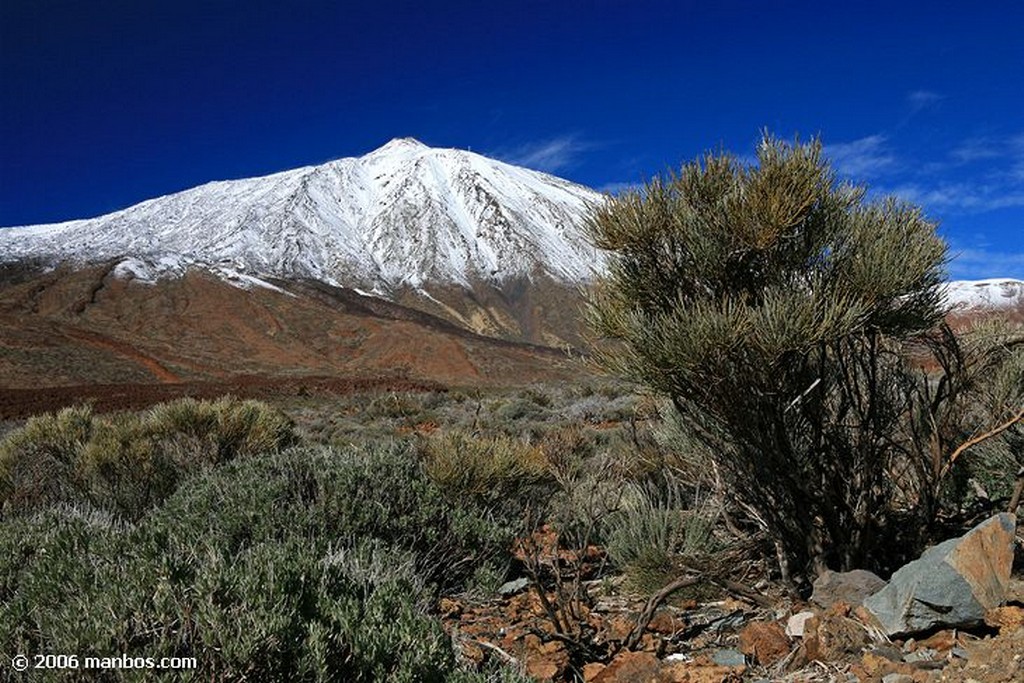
[624,573,701,650]
[940,405,1024,481]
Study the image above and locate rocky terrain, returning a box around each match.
[440,515,1024,682]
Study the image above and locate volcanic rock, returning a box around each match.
[863,513,1016,636]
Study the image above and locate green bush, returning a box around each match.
[148,441,513,592]
[0,398,297,520]
[604,480,719,594]
[419,430,555,514]
[146,396,298,464]
[0,443,522,681]
[0,405,93,513]
[584,132,1015,580]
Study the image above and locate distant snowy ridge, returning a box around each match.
[942,278,1024,311]
[0,138,606,291]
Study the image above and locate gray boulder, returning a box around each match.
[863,513,1017,636]
[811,569,887,608]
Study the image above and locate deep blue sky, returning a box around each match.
[2,0,1022,278]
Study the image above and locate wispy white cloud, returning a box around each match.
[828,129,1024,215]
[947,247,1024,280]
[950,137,1003,163]
[1010,133,1024,181]
[825,135,899,179]
[497,135,598,173]
[906,90,944,111]
[889,182,1024,213]
[597,181,643,195]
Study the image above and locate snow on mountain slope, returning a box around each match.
[942,278,1024,311]
[0,138,606,291]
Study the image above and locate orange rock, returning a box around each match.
[582,662,607,682]
[985,605,1024,634]
[648,609,683,635]
[662,654,745,683]
[605,614,635,642]
[524,637,569,682]
[738,620,791,665]
[526,657,563,682]
[860,650,916,678]
[638,632,661,653]
[592,651,661,683]
[915,629,957,652]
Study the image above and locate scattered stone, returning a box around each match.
[863,513,1017,636]
[798,605,874,664]
[984,605,1024,634]
[582,662,606,682]
[497,577,530,596]
[871,643,905,662]
[591,651,660,683]
[786,610,816,637]
[738,620,790,665]
[903,648,938,663]
[951,646,970,660]
[858,650,917,679]
[916,630,957,652]
[945,625,1024,681]
[881,674,915,683]
[812,569,887,608]
[524,640,569,682]
[648,608,683,635]
[710,648,745,667]
[662,654,746,683]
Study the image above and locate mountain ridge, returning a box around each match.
[1,139,1020,338]
[0,138,605,294]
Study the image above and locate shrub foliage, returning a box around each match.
[585,133,1021,581]
[0,397,296,519]
[0,442,520,681]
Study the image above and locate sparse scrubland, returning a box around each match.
[1,136,1022,682]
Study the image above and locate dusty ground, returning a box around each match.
[0,373,448,421]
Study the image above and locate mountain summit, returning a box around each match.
[0,139,606,294]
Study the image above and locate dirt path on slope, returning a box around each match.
[63,328,183,383]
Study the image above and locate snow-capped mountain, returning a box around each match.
[0,138,605,292]
[942,278,1024,312]
[2,140,1020,345]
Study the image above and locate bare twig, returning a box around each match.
[711,577,774,608]
[939,406,1024,481]
[624,573,701,650]
[1008,467,1024,515]
[475,640,520,667]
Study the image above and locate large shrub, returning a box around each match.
[584,133,1015,582]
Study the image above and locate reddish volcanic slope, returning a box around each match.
[0,263,585,417]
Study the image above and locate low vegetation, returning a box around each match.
[1,396,296,520]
